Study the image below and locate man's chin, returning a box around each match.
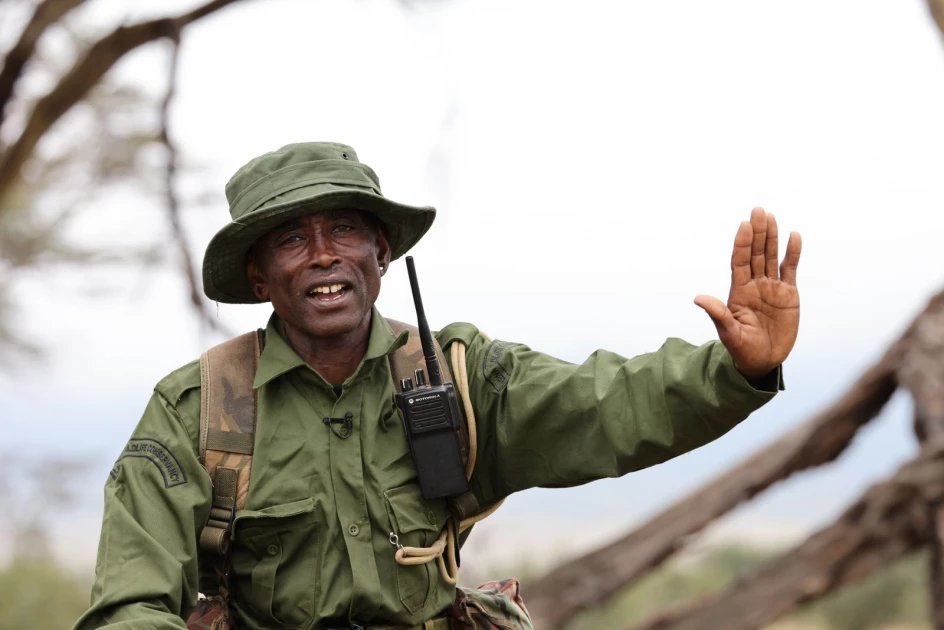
[297,309,369,340]
[276,294,373,342]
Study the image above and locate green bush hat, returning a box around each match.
[202,142,436,304]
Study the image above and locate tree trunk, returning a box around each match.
[629,438,944,630]
[897,294,944,628]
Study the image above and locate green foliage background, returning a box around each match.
[558,546,931,630]
[0,559,91,630]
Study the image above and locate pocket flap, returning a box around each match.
[235,497,315,526]
[384,484,448,534]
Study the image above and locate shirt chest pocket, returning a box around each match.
[231,498,317,630]
[383,484,449,614]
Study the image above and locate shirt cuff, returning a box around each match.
[740,364,785,393]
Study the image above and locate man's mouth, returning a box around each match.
[307,283,350,302]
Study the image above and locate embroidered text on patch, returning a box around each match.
[483,340,514,393]
[118,438,188,488]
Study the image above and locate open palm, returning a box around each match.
[694,207,802,379]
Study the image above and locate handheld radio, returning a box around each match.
[394,256,470,500]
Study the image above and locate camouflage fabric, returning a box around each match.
[200,330,262,512]
[448,579,532,630]
[186,596,234,630]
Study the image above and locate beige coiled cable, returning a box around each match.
[392,335,505,585]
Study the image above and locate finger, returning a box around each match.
[749,207,767,279]
[780,231,802,286]
[765,212,779,279]
[694,295,738,340]
[730,221,753,287]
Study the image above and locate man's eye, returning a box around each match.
[279,234,303,246]
[334,224,356,233]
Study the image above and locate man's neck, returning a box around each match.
[283,315,372,386]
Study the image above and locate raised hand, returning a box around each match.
[694,207,801,379]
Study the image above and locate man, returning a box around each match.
[74,142,800,629]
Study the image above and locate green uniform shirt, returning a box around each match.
[74,309,781,629]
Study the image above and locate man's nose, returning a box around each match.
[307,237,341,269]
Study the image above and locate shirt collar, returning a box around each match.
[252,307,408,389]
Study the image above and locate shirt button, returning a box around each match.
[427,510,437,524]
[348,523,360,536]
[266,544,279,556]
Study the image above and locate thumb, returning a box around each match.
[694,295,737,339]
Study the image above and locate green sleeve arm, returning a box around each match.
[440,326,782,507]
[73,387,211,629]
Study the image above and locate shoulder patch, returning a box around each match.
[483,340,517,393]
[118,438,188,488]
[154,358,201,408]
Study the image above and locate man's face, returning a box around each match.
[246,209,391,340]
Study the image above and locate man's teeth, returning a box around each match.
[311,284,346,295]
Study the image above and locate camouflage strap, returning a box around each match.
[186,596,234,630]
[198,329,264,556]
[447,579,534,629]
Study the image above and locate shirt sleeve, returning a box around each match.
[443,328,782,507]
[73,384,211,629]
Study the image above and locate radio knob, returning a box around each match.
[414,369,427,387]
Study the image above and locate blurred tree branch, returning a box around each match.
[159,25,226,332]
[0,0,244,211]
[0,0,86,127]
[0,0,245,358]
[930,0,944,40]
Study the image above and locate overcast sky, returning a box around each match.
[3,0,944,576]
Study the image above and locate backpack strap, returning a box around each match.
[197,329,264,588]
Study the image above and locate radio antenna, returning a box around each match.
[405,256,443,386]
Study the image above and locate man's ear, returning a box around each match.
[246,256,270,302]
[376,230,392,276]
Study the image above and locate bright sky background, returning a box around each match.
[3,0,944,579]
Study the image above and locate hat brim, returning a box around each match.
[202,185,435,304]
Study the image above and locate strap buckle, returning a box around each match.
[210,502,235,526]
[201,503,236,554]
